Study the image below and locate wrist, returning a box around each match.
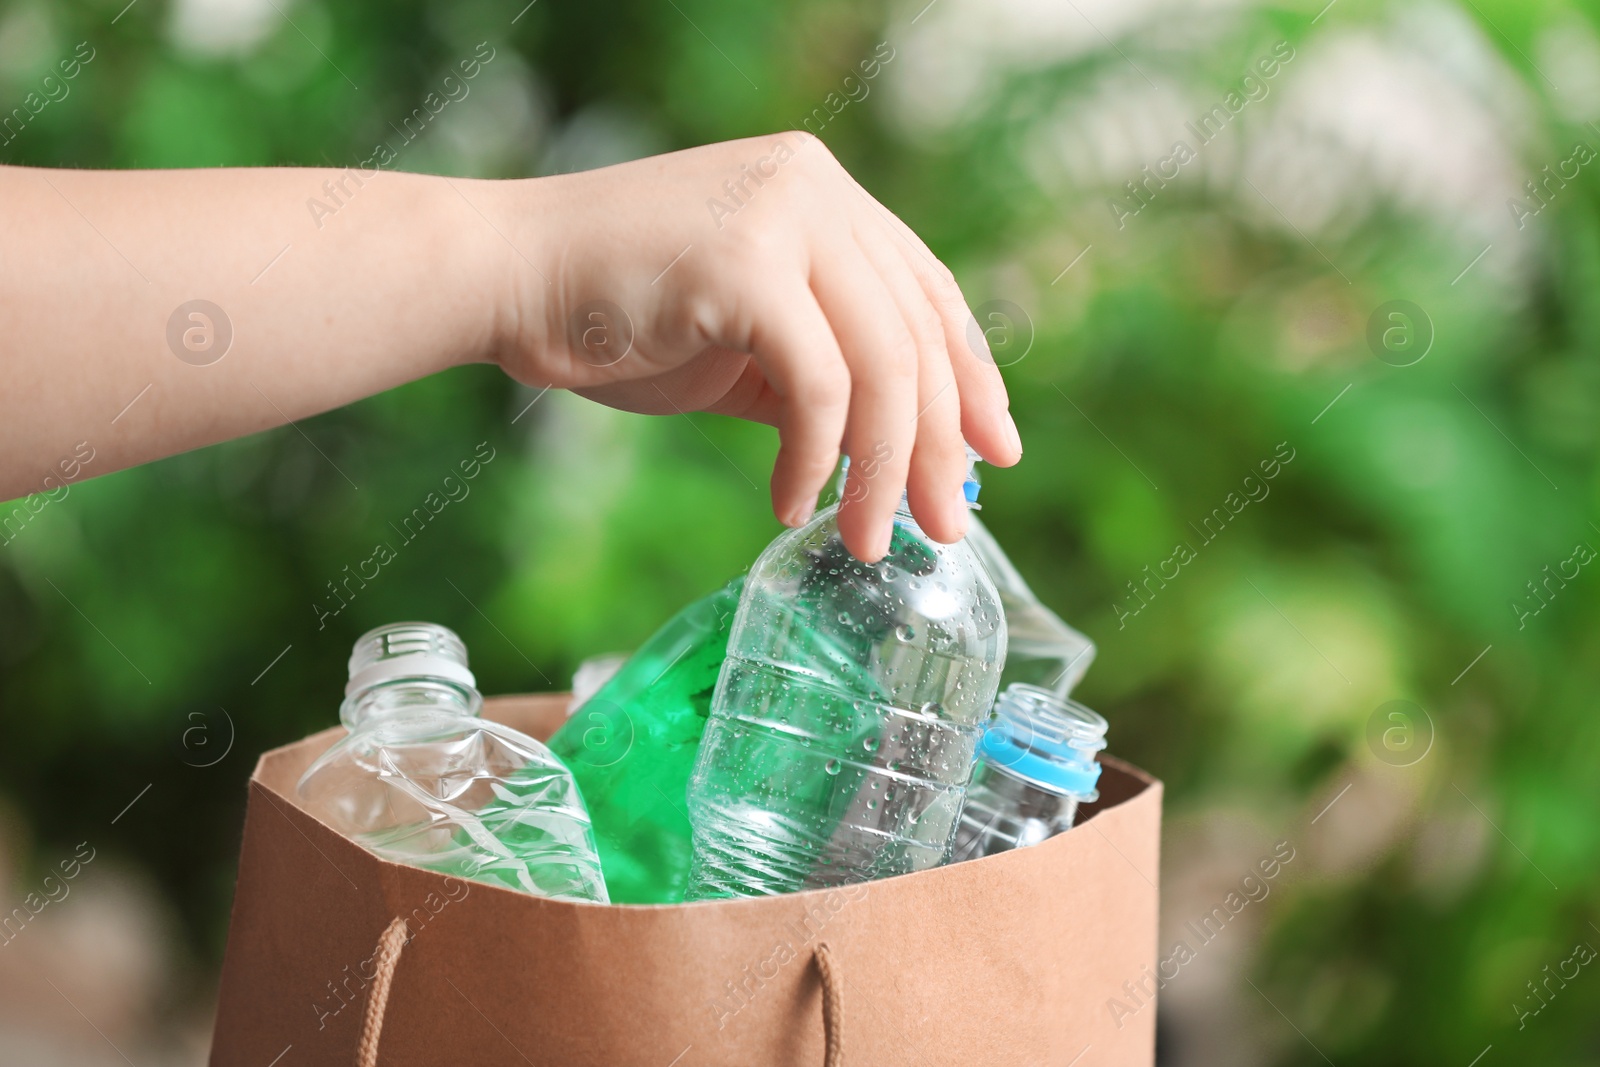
[415,174,536,373]
[441,174,564,381]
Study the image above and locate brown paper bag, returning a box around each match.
[209,694,1161,1066]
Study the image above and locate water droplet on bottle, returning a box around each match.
[896,623,916,642]
[864,736,880,753]
[825,758,842,775]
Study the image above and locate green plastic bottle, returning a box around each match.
[547,577,743,903]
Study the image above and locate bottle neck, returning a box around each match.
[340,621,479,730]
[342,678,480,729]
[973,760,1080,818]
[837,453,983,523]
[980,684,1107,800]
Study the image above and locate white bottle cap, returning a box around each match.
[343,622,477,700]
[343,653,476,700]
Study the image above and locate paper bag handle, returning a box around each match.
[814,941,843,1067]
[356,917,410,1067]
[355,917,844,1067]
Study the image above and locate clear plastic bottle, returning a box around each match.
[297,622,609,902]
[686,466,1006,899]
[835,454,1095,698]
[951,683,1108,861]
[963,514,1095,697]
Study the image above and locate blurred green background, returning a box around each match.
[2,0,1598,1061]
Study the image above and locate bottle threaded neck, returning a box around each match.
[341,622,479,727]
[980,683,1108,799]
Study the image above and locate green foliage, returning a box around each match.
[2,0,1598,1056]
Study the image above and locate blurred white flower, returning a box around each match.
[1024,70,1197,195]
[408,53,551,178]
[882,0,1253,137]
[890,0,1543,293]
[1236,6,1539,290]
[168,0,280,59]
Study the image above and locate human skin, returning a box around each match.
[0,132,1019,561]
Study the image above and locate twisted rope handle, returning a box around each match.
[356,917,410,1067]
[814,942,843,1067]
[354,920,843,1066]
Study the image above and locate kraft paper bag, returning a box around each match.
[209,694,1162,1066]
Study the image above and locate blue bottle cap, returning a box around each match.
[838,444,983,511]
[978,683,1108,800]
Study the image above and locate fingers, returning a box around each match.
[741,289,851,529]
[552,136,1015,565]
[855,226,968,545]
[810,247,919,563]
[936,275,1022,468]
[845,177,1022,468]
[573,346,765,416]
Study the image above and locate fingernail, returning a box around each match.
[1004,411,1023,456]
[968,312,993,363]
[786,494,819,528]
[854,521,891,562]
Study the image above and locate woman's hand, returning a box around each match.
[1,137,1019,562]
[476,132,1022,561]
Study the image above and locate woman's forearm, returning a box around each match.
[0,164,506,498]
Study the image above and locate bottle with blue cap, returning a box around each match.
[951,683,1108,860]
[297,622,609,902]
[686,453,1006,898]
[836,449,1094,697]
